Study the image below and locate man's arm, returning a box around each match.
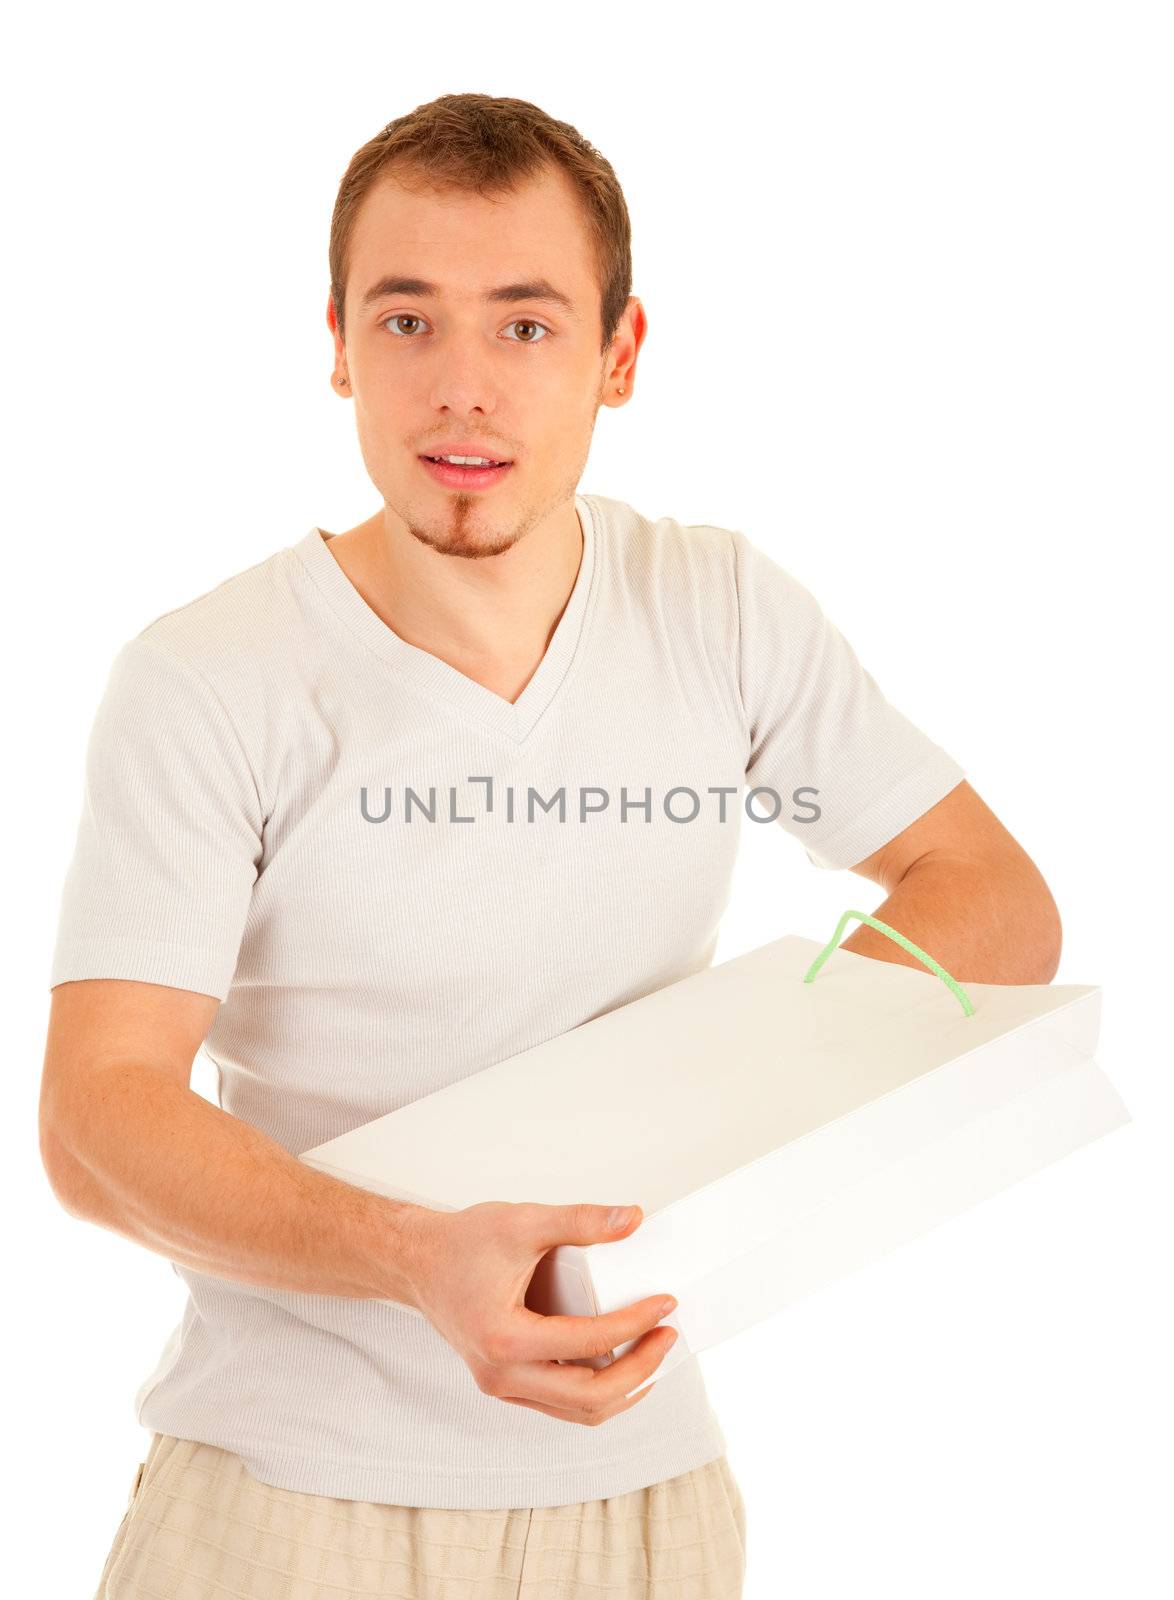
[838,780,1063,984]
[39,977,431,1305]
[39,977,687,1426]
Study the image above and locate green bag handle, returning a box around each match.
[802,908,976,1017]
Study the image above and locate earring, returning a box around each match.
[617,385,625,394]
[335,374,348,387]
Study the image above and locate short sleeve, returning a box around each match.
[731,529,966,871]
[49,635,265,1000]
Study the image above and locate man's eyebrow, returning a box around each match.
[359,274,577,315]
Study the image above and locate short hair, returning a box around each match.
[329,93,632,356]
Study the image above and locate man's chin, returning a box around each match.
[406,516,520,561]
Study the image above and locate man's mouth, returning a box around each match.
[418,454,514,490]
[421,454,511,467]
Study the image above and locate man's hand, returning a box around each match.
[405,1200,678,1426]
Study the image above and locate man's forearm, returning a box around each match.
[42,1064,431,1305]
[841,852,1062,984]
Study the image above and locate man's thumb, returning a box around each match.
[543,1203,642,1246]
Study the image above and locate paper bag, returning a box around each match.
[299,909,1128,1392]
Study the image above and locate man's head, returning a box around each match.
[326,93,646,561]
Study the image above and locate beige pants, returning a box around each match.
[95,1432,747,1598]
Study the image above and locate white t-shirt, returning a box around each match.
[49,490,966,1508]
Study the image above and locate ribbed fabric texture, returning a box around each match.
[49,491,966,1510]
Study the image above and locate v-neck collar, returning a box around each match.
[292,493,599,744]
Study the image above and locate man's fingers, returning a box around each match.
[501,1295,675,1364]
[496,1323,678,1417]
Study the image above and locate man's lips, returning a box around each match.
[418,455,514,491]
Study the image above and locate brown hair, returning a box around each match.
[329,93,632,357]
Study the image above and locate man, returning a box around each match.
[42,94,1060,1598]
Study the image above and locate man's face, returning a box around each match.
[329,162,643,560]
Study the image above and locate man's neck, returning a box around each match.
[322,500,584,705]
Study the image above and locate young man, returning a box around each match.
[42,95,1060,1598]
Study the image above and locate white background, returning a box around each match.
[4,3,1170,1595]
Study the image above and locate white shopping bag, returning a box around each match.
[299,909,1129,1391]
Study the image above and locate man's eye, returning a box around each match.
[381,314,550,343]
[502,320,550,343]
